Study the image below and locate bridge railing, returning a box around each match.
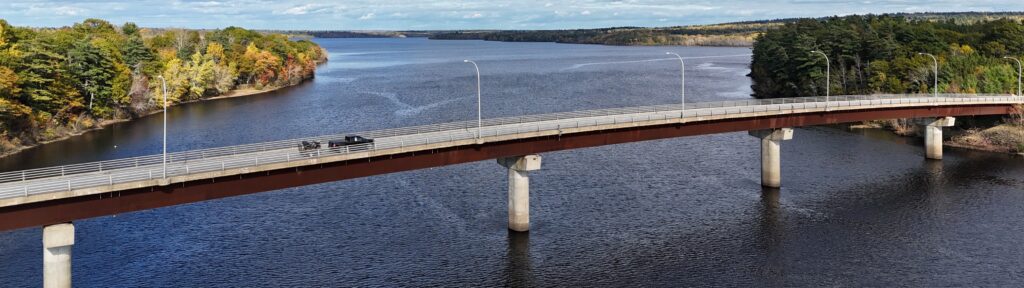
[0,93,1018,199]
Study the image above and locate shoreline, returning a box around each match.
[846,121,1024,156]
[0,83,299,160]
[426,37,754,48]
[0,46,328,161]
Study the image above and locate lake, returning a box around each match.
[1,38,1023,286]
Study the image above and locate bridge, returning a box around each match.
[1,93,1021,286]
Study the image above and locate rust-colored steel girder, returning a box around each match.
[0,104,1013,231]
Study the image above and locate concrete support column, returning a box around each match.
[43,223,74,288]
[748,128,794,188]
[920,117,955,160]
[498,155,542,232]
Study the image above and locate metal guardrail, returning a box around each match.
[0,93,1019,199]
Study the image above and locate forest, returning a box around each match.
[750,15,1024,98]
[0,19,327,155]
[428,12,1024,48]
[428,24,772,46]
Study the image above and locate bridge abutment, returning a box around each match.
[920,117,955,160]
[42,222,74,288]
[498,155,542,232]
[749,128,793,188]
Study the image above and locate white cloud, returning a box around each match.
[581,10,591,15]
[464,12,484,19]
[194,1,225,7]
[359,12,375,20]
[281,4,314,15]
[53,6,85,16]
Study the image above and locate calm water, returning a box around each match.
[2,38,1024,287]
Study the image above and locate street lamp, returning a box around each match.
[810,50,830,110]
[665,52,685,113]
[918,53,939,97]
[464,60,482,140]
[1005,57,1022,96]
[158,75,168,179]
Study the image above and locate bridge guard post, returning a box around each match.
[919,117,955,160]
[42,222,74,288]
[748,128,793,188]
[497,155,542,232]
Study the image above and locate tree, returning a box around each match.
[0,19,325,149]
[159,57,187,104]
[17,38,77,113]
[73,19,117,35]
[0,20,10,49]
[122,36,153,70]
[184,51,215,99]
[751,15,1024,98]
[68,39,116,115]
[0,66,19,99]
[121,22,140,36]
[238,43,260,84]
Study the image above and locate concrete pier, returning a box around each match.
[498,155,542,232]
[43,223,74,288]
[921,117,955,160]
[749,128,794,188]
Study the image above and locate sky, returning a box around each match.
[1,0,1023,30]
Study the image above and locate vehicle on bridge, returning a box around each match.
[298,141,321,156]
[328,135,375,152]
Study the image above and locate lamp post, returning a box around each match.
[665,52,685,113]
[919,53,939,97]
[464,60,482,140]
[810,50,830,110]
[1005,57,1022,96]
[158,75,168,179]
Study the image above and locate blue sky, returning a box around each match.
[1,0,1023,30]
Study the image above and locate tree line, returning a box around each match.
[750,15,1023,98]
[428,24,772,46]
[0,19,326,154]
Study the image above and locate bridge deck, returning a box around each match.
[0,94,1019,210]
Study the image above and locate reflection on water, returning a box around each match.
[505,232,533,287]
[1,38,1024,286]
[756,187,783,287]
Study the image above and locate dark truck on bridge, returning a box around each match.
[329,135,374,152]
[298,135,375,156]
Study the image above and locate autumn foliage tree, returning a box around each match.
[0,19,326,154]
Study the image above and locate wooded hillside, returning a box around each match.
[0,19,326,155]
[750,15,1023,98]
